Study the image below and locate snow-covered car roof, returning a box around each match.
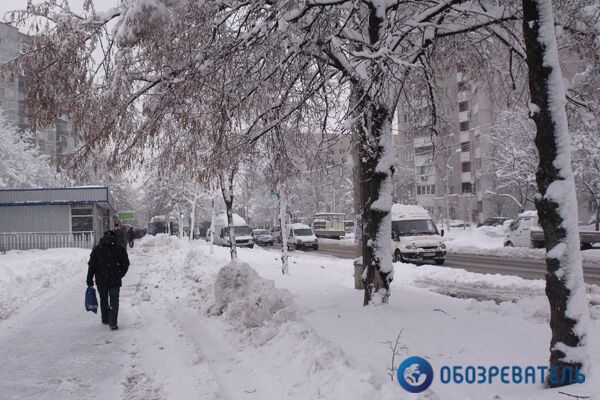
[391,204,430,220]
[290,223,312,230]
[214,213,247,226]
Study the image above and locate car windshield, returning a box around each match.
[294,229,313,236]
[253,230,269,235]
[392,219,438,236]
[224,226,252,236]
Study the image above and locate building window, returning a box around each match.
[461,142,471,152]
[448,166,454,176]
[417,165,433,176]
[71,207,94,232]
[458,101,469,112]
[461,162,471,172]
[404,149,414,161]
[462,182,473,193]
[417,185,436,195]
[460,121,469,131]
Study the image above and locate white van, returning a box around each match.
[287,223,319,250]
[210,213,254,248]
[391,204,446,265]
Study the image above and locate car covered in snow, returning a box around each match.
[391,204,446,265]
[251,229,274,246]
[287,223,319,250]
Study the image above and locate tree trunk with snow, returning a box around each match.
[189,203,195,242]
[210,196,216,254]
[522,0,589,385]
[277,187,289,275]
[352,90,395,306]
[220,172,238,260]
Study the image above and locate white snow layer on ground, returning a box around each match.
[0,234,599,399]
[0,248,89,320]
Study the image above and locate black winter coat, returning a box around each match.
[86,235,130,288]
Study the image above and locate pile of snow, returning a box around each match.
[213,261,295,329]
[394,262,600,321]
[138,234,185,252]
[444,225,507,251]
[0,248,89,319]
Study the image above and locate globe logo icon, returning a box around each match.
[397,356,434,393]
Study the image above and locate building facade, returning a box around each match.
[0,22,75,164]
[0,187,116,251]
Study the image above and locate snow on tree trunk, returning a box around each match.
[210,196,216,254]
[522,0,589,385]
[220,172,237,261]
[277,187,289,275]
[178,212,183,239]
[355,97,395,306]
[189,203,195,242]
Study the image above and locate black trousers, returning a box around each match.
[97,286,120,326]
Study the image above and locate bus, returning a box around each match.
[311,212,346,239]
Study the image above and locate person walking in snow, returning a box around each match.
[86,230,130,330]
[113,221,128,249]
[128,226,135,248]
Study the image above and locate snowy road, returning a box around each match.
[306,241,600,284]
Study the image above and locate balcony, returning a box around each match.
[460,131,470,143]
[457,71,466,83]
[462,172,472,182]
[460,151,471,162]
[458,90,468,103]
[459,110,470,123]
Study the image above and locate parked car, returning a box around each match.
[391,204,446,265]
[252,229,274,246]
[478,217,509,227]
[287,223,319,250]
[504,211,600,249]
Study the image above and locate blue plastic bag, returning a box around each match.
[85,287,98,313]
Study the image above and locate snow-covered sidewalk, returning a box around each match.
[0,235,599,399]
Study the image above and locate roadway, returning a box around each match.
[304,241,600,285]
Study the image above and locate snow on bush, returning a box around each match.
[213,261,295,330]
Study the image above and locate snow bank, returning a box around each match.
[394,262,600,322]
[213,261,295,330]
[0,248,89,320]
[138,234,185,252]
[445,225,507,251]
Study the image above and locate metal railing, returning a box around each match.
[0,231,95,251]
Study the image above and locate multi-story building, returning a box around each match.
[0,22,75,164]
[395,66,499,225]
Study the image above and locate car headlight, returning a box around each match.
[439,243,446,249]
[406,243,417,250]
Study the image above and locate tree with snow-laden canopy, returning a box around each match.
[9,0,520,305]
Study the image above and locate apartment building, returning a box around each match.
[0,22,75,164]
[394,66,500,225]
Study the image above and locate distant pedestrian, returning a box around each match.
[128,226,135,248]
[86,230,130,330]
[113,221,128,249]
